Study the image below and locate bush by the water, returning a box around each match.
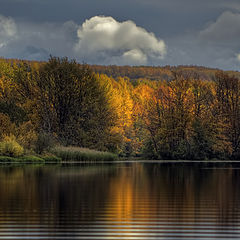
[53,146,118,162]
[35,132,56,154]
[41,155,61,163]
[0,156,19,162]
[0,135,24,157]
[18,155,45,163]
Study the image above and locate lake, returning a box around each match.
[0,162,240,239]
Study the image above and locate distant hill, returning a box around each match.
[91,65,240,82]
[1,57,239,81]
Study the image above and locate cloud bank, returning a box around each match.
[199,11,240,46]
[197,11,240,69]
[0,15,166,65]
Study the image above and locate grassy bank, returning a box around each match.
[0,155,61,164]
[0,146,118,164]
[52,146,118,162]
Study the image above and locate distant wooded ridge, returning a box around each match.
[2,57,240,82]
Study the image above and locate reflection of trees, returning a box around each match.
[0,165,115,226]
[105,163,240,225]
[106,164,152,221]
[0,163,240,235]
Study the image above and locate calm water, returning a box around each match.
[0,162,240,239]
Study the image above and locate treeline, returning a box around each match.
[0,57,239,160]
[90,64,229,82]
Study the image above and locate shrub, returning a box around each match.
[41,154,61,163]
[0,156,18,162]
[16,121,38,150]
[0,135,24,157]
[19,155,45,163]
[35,132,55,154]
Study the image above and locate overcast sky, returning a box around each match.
[0,0,240,70]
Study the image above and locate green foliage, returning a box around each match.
[35,132,56,154]
[0,154,60,164]
[171,139,190,160]
[16,121,38,150]
[0,101,27,124]
[19,155,45,163]
[0,156,19,162]
[190,120,212,160]
[0,135,24,157]
[142,139,159,159]
[34,57,116,150]
[53,146,118,162]
[41,155,61,163]
[0,113,15,140]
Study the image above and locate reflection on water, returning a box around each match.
[0,163,240,239]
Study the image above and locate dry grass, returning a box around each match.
[52,146,118,162]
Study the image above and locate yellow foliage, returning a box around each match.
[0,113,15,140]
[16,121,38,150]
[0,135,24,157]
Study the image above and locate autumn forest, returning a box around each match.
[0,57,240,160]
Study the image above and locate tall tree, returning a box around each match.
[214,71,240,158]
[16,57,116,150]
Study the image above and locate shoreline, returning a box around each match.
[0,158,240,165]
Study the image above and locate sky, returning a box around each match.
[0,0,240,70]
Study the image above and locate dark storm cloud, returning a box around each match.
[0,0,227,35]
[0,0,240,69]
[0,14,166,65]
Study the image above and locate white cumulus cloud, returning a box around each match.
[0,15,17,48]
[75,16,166,65]
[123,49,147,65]
[236,53,240,62]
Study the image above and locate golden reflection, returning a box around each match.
[106,164,150,221]
[104,164,240,229]
[0,164,239,239]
